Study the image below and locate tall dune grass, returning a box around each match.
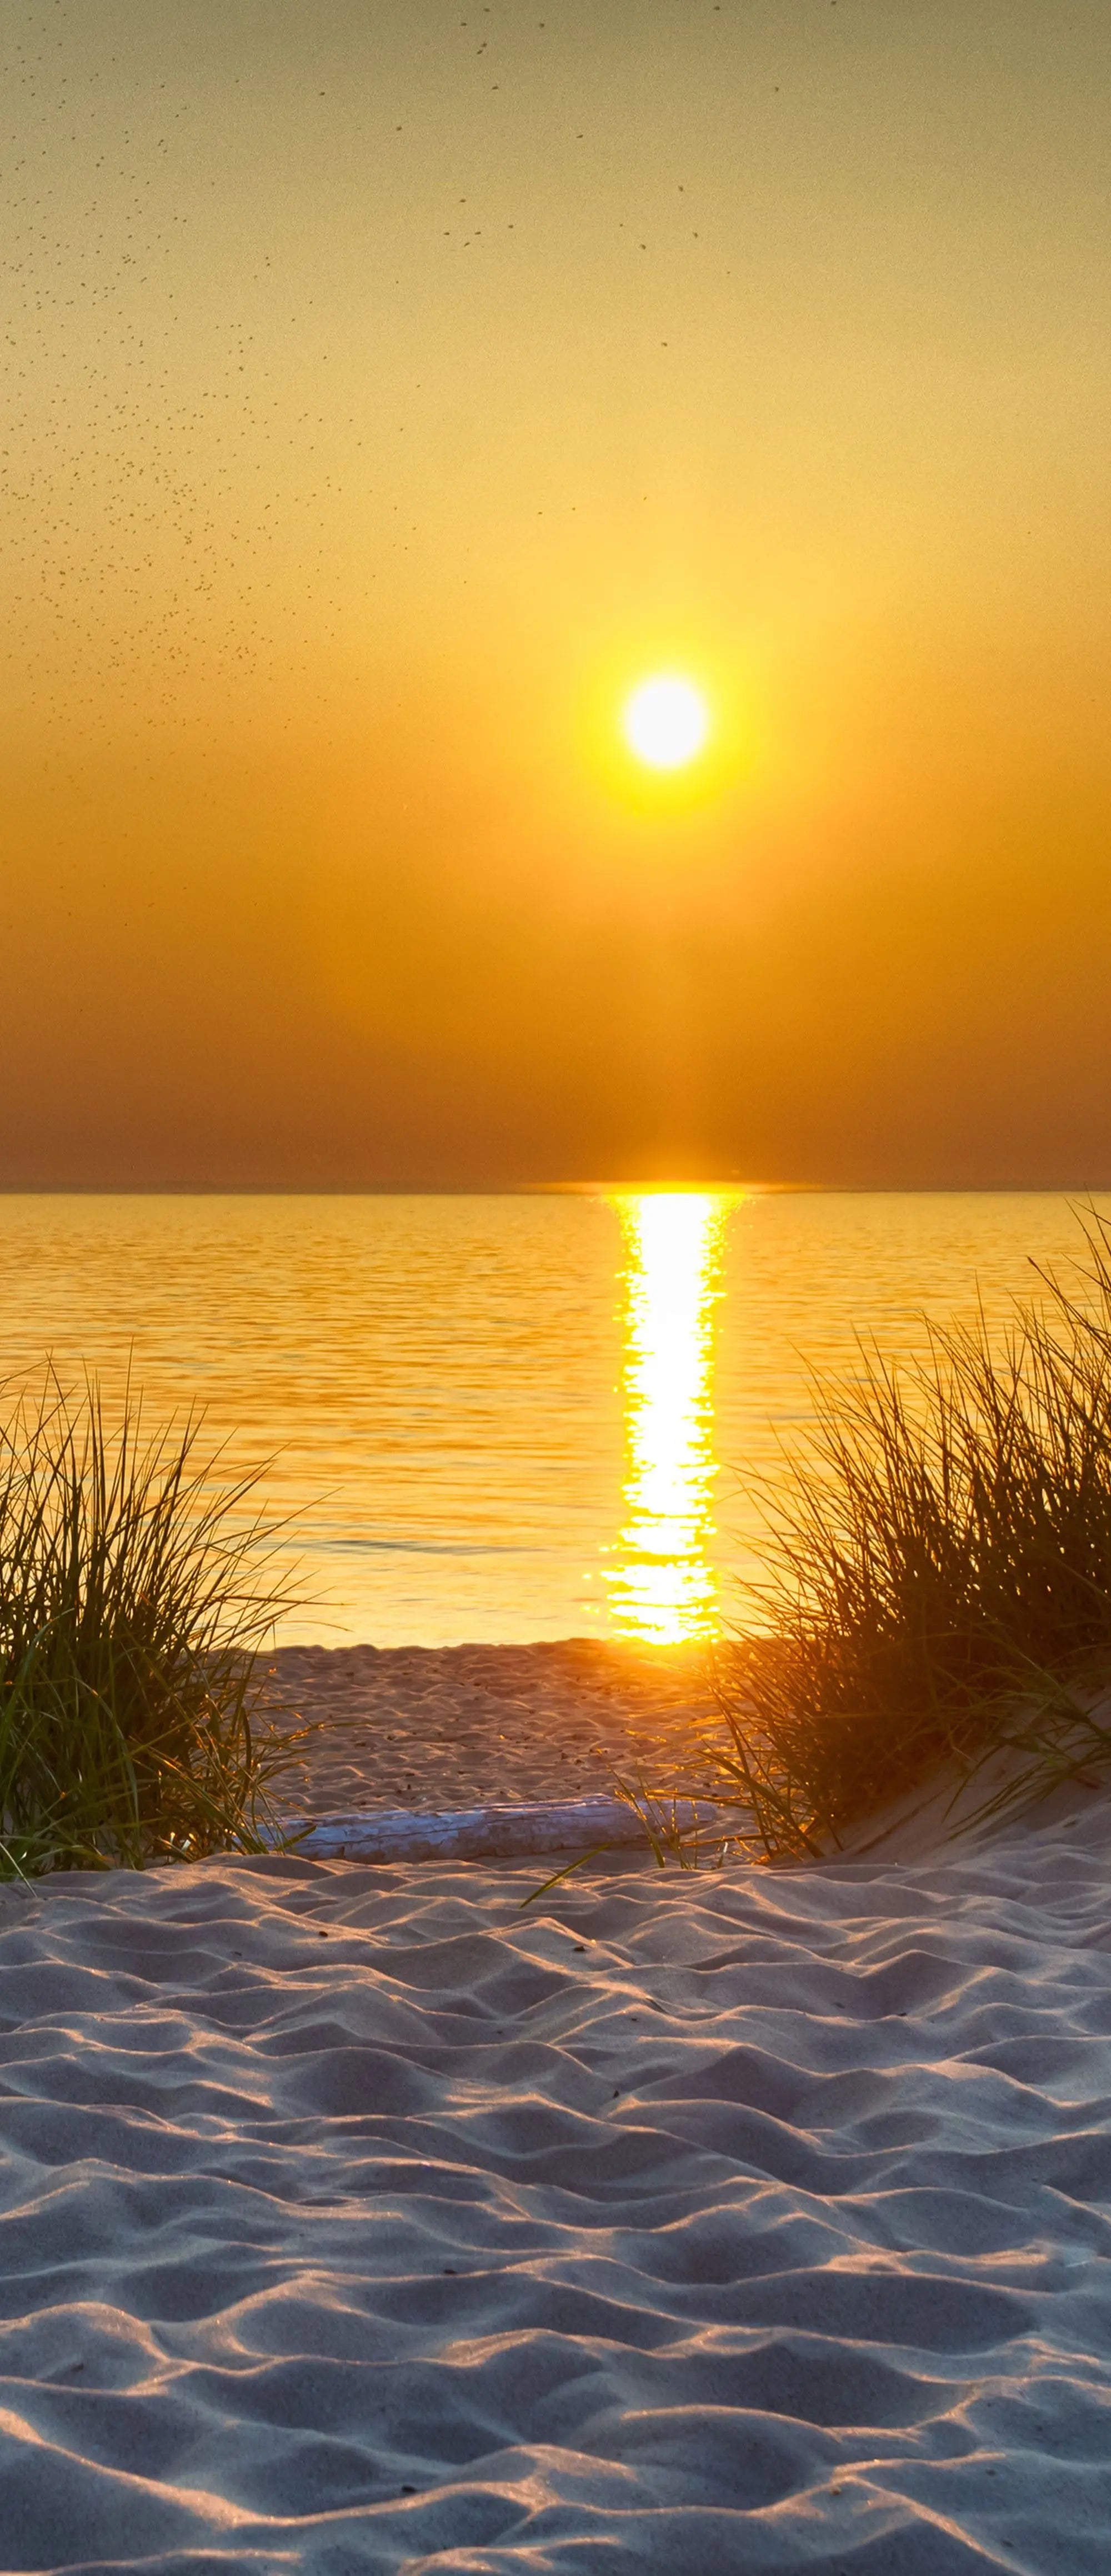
[0,1373,302,1878]
[657,1215,1111,1862]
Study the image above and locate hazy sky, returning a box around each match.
[4,0,1110,1186]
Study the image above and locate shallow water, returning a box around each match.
[0,1190,1103,1645]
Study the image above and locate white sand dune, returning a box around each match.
[2,1800,1111,2572]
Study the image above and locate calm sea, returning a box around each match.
[0,1191,1103,1647]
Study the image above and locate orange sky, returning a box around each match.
[4,0,1111,1186]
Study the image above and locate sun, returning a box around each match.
[622,673,710,772]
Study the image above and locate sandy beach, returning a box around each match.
[2,1648,1110,2572]
[264,1640,724,1820]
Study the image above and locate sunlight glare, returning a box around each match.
[604,1191,727,1644]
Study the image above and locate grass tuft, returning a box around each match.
[0,1370,304,1879]
[624,1211,1111,1864]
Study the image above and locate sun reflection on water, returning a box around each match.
[604,1191,730,1644]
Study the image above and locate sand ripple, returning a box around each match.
[2,1805,1111,2570]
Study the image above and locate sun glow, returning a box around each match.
[622,674,710,772]
[604,1192,728,1645]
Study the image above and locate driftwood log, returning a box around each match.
[274,1793,715,1865]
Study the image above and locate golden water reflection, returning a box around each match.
[604,1191,729,1644]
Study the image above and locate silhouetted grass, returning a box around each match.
[622,1213,1111,1863]
[0,1373,304,1878]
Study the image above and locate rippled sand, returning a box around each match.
[3,1790,1110,2570]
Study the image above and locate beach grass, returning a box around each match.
[0,1372,302,1878]
[633,1212,1111,1863]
